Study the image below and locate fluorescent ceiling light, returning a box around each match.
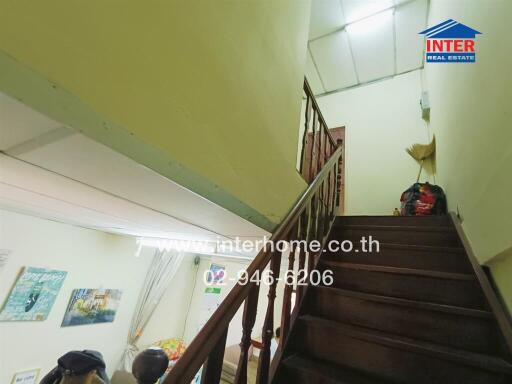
[346,9,393,36]
[136,236,217,255]
[343,0,394,23]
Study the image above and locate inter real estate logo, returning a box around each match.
[419,19,482,63]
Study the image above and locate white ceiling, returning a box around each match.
[0,92,268,250]
[307,0,428,95]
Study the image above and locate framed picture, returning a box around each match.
[61,289,123,327]
[11,369,39,384]
[0,267,67,321]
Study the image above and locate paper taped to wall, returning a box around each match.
[0,249,10,272]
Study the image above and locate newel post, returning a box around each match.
[132,348,169,384]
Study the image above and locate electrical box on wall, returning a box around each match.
[421,91,430,121]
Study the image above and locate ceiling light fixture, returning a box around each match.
[346,9,393,36]
[344,0,394,24]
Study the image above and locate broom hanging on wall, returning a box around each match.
[406,135,436,182]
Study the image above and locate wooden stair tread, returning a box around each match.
[321,261,475,281]
[312,286,493,319]
[335,215,451,225]
[338,242,465,253]
[332,224,455,233]
[281,354,393,384]
[300,315,512,375]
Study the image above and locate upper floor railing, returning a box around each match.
[300,79,339,183]
[162,78,343,384]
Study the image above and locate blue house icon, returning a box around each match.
[419,19,481,39]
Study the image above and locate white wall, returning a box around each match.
[183,257,286,350]
[423,0,512,264]
[0,209,152,382]
[422,0,512,311]
[316,70,431,215]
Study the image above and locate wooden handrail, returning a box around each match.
[163,146,343,384]
[303,79,336,148]
[301,78,337,183]
[162,78,342,384]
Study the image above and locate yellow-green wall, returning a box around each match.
[0,0,311,230]
[425,0,512,310]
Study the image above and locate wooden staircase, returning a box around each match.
[273,215,512,383]
[160,80,512,384]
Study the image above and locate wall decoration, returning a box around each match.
[0,249,10,273]
[0,267,67,321]
[201,286,222,311]
[10,369,39,384]
[61,288,123,327]
[206,263,225,284]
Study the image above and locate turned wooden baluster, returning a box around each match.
[280,225,298,344]
[327,167,334,227]
[308,110,317,182]
[318,185,325,241]
[336,141,343,211]
[317,125,324,175]
[300,93,311,180]
[332,165,336,216]
[331,165,337,218]
[332,159,339,215]
[201,327,228,384]
[296,210,308,304]
[256,251,283,384]
[325,167,333,227]
[307,196,317,276]
[234,284,260,384]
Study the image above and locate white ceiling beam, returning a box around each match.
[314,67,423,99]
[3,126,74,156]
[308,44,327,93]
[339,0,360,85]
[309,0,419,43]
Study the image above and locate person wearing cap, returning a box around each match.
[40,350,110,384]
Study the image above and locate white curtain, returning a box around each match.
[120,248,184,370]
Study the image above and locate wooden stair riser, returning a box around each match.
[307,287,500,355]
[292,319,510,384]
[321,265,488,310]
[324,246,472,273]
[333,228,460,247]
[334,216,452,227]
[277,356,385,384]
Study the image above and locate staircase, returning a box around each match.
[161,80,512,384]
[274,215,512,383]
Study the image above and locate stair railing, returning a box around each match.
[300,78,338,183]
[162,82,342,384]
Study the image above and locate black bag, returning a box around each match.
[400,182,447,216]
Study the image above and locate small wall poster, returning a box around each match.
[0,267,67,321]
[11,369,39,384]
[206,263,225,284]
[61,288,123,327]
[202,287,222,311]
